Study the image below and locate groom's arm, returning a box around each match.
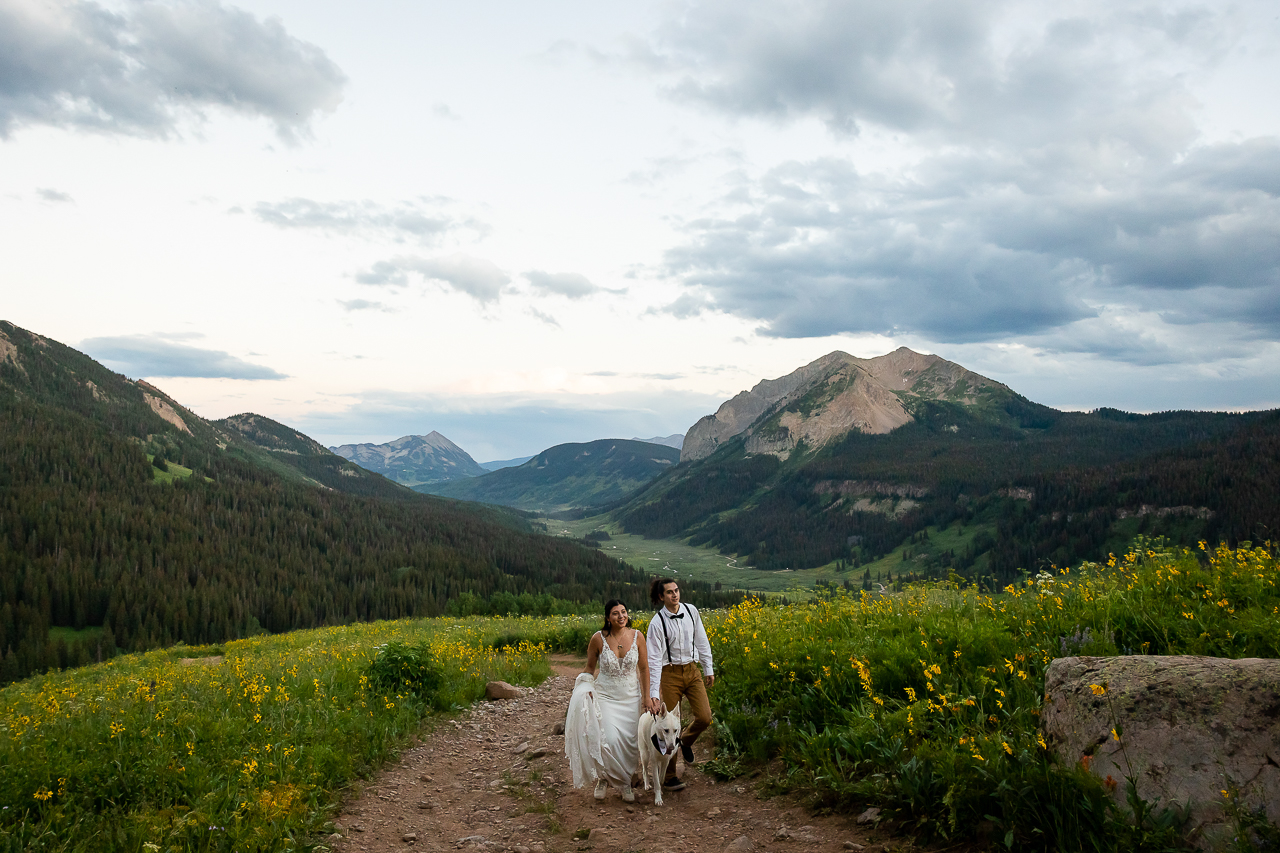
[646,615,665,701]
[691,605,715,685]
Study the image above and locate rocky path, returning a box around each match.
[326,660,897,853]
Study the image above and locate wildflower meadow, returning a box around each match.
[0,617,554,852]
[3,539,1276,852]
[704,539,1280,851]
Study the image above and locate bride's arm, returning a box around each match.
[636,631,654,713]
[583,631,602,676]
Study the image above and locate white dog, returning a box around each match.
[637,702,682,805]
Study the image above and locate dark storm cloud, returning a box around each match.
[661,143,1280,349]
[641,0,1220,149]
[81,334,285,379]
[644,1,1280,362]
[0,0,345,140]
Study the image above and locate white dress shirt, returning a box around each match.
[646,602,714,699]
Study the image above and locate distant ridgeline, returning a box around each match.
[616,349,1280,585]
[421,438,681,513]
[0,322,738,686]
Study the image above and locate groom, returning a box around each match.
[645,577,714,792]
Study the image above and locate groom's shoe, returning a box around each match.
[662,778,686,791]
[680,741,695,765]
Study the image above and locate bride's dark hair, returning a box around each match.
[601,599,630,636]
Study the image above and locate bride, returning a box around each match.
[565,600,650,803]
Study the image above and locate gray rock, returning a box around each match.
[856,808,881,824]
[513,741,530,754]
[843,843,865,851]
[485,681,522,700]
[726,836,754,852]
[403,831,418,842]
[525,747,548,759]
[1043,655,1280,848]
[773,827,792,840]
[552,722,566,735]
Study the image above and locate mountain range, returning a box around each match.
[330,432,487,486]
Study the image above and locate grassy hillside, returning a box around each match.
[423,439,680,512]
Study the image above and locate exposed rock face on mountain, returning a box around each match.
[682,348,1010,462]
[330,432,486,486]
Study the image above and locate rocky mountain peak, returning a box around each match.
[331,432,485,486]
[681,349,1010,462]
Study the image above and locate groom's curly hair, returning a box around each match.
[650,577,677,607]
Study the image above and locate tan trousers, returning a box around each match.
[659,662,712,782]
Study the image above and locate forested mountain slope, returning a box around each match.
[216,412,415,498]
[618,356,1280,585]
[0,322,736,685]
[421,439,680,511]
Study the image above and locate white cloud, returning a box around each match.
[254,197,484,243]
[357,253,512,304]
[36,187,74,202]
[525,270,611,299]
[0,0,346,140]
[80,334,286,379]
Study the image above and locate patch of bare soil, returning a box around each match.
[326,659,900,853]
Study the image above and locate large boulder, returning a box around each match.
[1042,655,1280,846]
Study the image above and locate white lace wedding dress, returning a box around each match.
[565,630,642,789]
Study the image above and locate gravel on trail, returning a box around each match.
[326,661,897,853]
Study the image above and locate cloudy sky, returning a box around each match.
[4,0,1279,460]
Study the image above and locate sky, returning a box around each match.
[3,0,1279,461]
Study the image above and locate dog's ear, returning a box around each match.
[659,701,669,716]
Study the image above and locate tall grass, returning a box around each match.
[703,539,1280,850]
[0,618,552,852]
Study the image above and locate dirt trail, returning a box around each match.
[327,658,894,853]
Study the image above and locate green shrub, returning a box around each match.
[367,642,445,702]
